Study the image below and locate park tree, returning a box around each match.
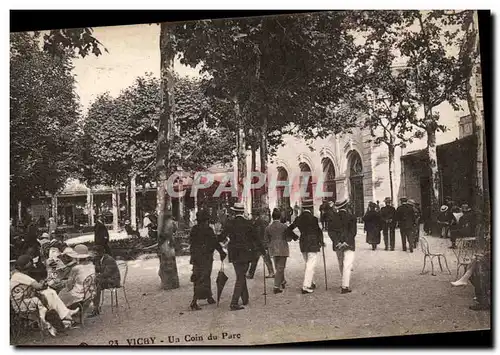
[10,32,82,219]
[172,12,364,211]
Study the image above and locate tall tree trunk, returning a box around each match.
[465,10,486,246]
[18,200,22,225]
[426,127,440,235]
[259,115,269,212]
[51,196,57,226]
[130,174,137,230]
[86,188,92,226]
[251,143,257,210]
[387,144,395,202]
[157,23,179,290]
[112,188,119,232]
[235,100,246,210]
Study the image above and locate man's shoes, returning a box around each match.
[281,281,287,289]
[242,299,249,306]
[384,247,388,251]
[266,274,275,279]
[230,305,245,311]
[402,248,407,252]
[246,274,254,279]
[341,287,352,294]
[409,249,414,253]
[310,282,317,289]
[207,297,216,305]
[469,304,489,311]
[273,287,283,294]
[301,287,314,294]
[390,248,394,251]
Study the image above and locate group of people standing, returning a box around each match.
[187,198,359,311]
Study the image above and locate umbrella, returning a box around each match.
[216,261,228,307]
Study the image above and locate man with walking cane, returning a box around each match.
[330,199,357,294]
[287,199,324,294]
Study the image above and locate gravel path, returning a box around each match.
[16,229,490,346]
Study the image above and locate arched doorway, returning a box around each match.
[299,162,313,205]
[349,151,364,218]
[276,167,291,209]
[322,158,336,202]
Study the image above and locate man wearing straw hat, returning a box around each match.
[287,199,324,294]
[223,202,265,311]
[331,199,357,294]
[449,203,475,249]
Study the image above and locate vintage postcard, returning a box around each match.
[9,10,490,346]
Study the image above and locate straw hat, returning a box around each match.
[68,244,90,259]
[335,199,348,210]
[40,232,50,240]
[301,199,314,208]
[440,205,449,213]
[230,202,245,213]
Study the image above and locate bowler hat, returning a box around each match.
[335,199,348,209]
[384,197,391,202]
[301,199,314,208]
[400,197,408,203]
[231,202,245,213]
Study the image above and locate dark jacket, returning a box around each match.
[395,204,416,230]
[437,211,453,225]
[94,221,110,246]
[95,253,121,288]
[224,216,264,263]
[333,209,357,251]
[456,211,476,237]
[287,211,323,253]
[189,224,224,264]
[380,205,396,225]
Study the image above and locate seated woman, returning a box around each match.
[10,255,80,337]
[124,220,140,238]
[90,245,121,316]
[58,244,96,308]
[25,245,48,282]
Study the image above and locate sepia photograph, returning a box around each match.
[9,10,491,346]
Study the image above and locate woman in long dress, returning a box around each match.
[363,202,383,250]
[189,210,226,310]
[58,244,95,307]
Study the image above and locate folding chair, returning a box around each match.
[100,261,130,312]
[419,236,451,276]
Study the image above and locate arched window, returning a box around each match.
[276,167,290,209]
[348,151,364,218]
[299,162,313,204]
[322,158,336,202]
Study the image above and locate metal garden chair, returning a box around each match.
[100,261,130,312]
[419,236,451,276]
[69,273,97,326]
[453,237,479,279]
[10,284,45,341]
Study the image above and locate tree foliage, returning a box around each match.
[10,32,81,203]
[80,74,235,188]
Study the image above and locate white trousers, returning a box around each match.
[41,288,72,320]
[336,250,355,288]
[301,252,318,289]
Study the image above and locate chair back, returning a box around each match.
[82,273,97,301]
[419,236,431,256]
[117,261,128,287]
[10,284,38,313]
[456,238,479,265]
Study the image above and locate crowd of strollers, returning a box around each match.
[10,215,121,338]
[187,195,490,313]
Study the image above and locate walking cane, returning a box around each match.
[263,255,267,305]
[322,245,328,290]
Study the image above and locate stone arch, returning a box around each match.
[319,146,341,178]
[298,161,314,203]
[321,157,337,202]
[346,149,365,217]
[276,166,291,209]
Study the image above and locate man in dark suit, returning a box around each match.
[91,245,121,317]
[380,197,396,251]
[330,199,357,294]
[94,214,111,255]
[247,209,274,279]
[223,202,265,311]
[395,197,416,252]
[287,199,324,294]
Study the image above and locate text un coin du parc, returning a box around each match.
[107,332,242,345]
